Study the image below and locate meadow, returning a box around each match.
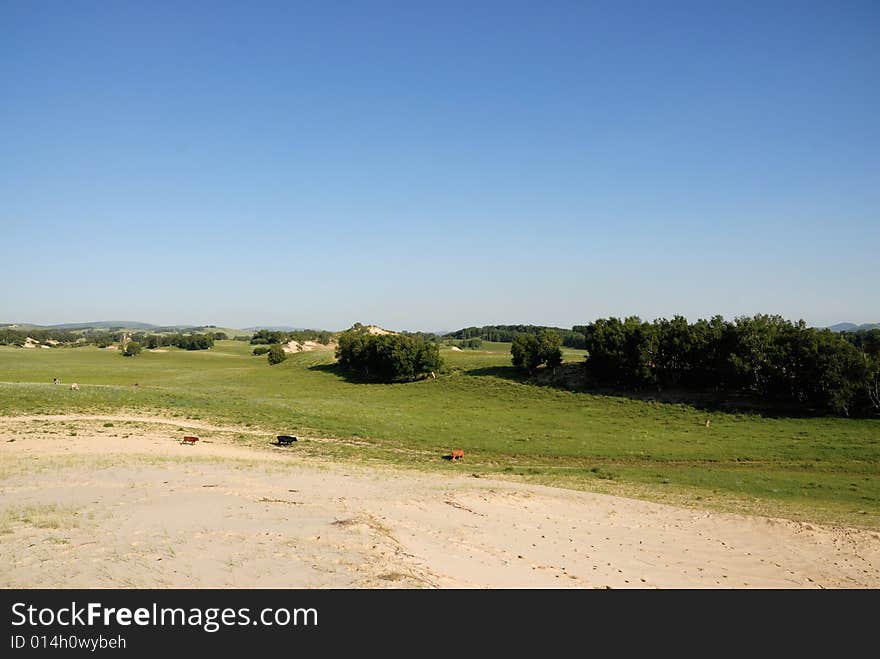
[1,340,878,529]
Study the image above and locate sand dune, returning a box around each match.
[1,415,878,588]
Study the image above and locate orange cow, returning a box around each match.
[451,449,464,462]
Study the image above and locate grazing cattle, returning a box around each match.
[181,436,199,445]
[451,448,464,462]
[53,377,59,385]
[276,435,297,445]
[69,383,80,391]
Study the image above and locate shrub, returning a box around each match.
[253,346,271,356]
[267,344,287,365]
[122,341,142,357]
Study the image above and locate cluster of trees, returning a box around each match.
[0,327,217,352]
[138,333,214,350]
[448,325,585,348]
[0,328,80,345]
[511,331,563,373]
[250,329,334,345]
[336,327,442,382]
[579,315,880,417]
[152,325,226,339]
[843,329,880,413]
[250,330,288,344]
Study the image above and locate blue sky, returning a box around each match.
[1,1,877,331]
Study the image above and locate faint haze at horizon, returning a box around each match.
[2,2,877,332]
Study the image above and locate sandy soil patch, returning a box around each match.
[283,340,335,354]
[1,415,878,589]
[450,346,462,351]
[365,325,394,336]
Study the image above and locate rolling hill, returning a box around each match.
[828,322,880,332]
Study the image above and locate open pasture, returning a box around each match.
[1,340,878,529]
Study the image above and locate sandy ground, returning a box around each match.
[1,414,878,589]
[283,340,336,354]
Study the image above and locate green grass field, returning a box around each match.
[1,340,878,528]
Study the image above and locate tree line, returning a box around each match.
[576,315,879,417]
[0,328,80,345]
[250,329,334,345]
[137,333,215,350]
[0,328,216,351]
[447,324,586,348]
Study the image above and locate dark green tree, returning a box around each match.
[335,329,442,382]
[122,341,141,357]
[511,330,563,373]
[267,344,287,365]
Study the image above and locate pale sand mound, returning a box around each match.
[148,349,169,353]
[366,325,394,336]
[283,340,336,354]
[1,414,878,589]
[22,337,38,349]
[305,340,336,350]
[450,346,462,351]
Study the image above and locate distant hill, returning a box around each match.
[1,321,159,331]
[243,326,305,332]
[46,321,159,330]
[828,322,880,332]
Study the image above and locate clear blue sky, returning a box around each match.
[2,1,877,331]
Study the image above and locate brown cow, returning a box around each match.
[451,448,464,462]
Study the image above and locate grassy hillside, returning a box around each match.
[1,340,878,528]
